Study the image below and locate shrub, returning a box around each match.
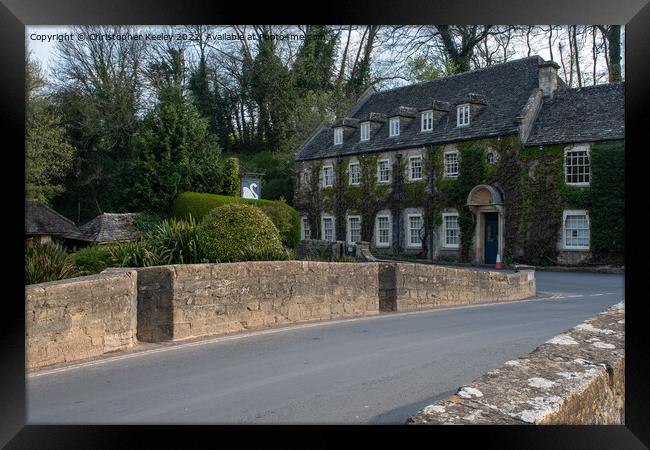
[132,212,166,233]
[71,245,116,276]
[111,215,205,267]
[222,157,240,196]
[234,244,291,262]
[25,241,77,285]
[110,239,161,268]
[171,192,301,248]
[198,204,284,263]
[297,239,333,261]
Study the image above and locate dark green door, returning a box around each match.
[484,213,498,264]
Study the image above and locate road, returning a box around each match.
[27,271,624,424]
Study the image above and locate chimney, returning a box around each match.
[538,61,560,98]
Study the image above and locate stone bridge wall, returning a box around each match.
[25,271,138,370]
[385,263,536,311]
[26,262,536,368]
[134,261,380,342]
[407,302,625,425]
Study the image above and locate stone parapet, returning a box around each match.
[407,302,625,425]
[25,270,138,369]
[391,263,535,312]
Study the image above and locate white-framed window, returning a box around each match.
[360,122,370,141]
[457,104,470,126]
[421,110,433,132]
[441,212,460,249]
[407,214,423,248]
[486,151,496,165]
[301,216,311,240]
[409,155,423,181]
[322,165,334,188]
[349,162,361,185]
[375,214,391,247]
[444,150,459,178]
[334,127,343,145]
[321,215,335,242]
[389,117,400,137]
[347,215,361,244]
[565,147,591,186]
[562,210,590,250]
[377,159,391,183]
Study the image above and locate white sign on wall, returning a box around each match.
[241,174,262,200]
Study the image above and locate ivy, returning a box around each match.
[588,141,624,260]
[294,136,624,265]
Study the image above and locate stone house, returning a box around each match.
[293,56,624,265]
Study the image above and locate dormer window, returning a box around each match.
[389,118,400,137]
[334,127,343,145]
[457,104,470,127]
[360,122,370,141]
[421,110,433,132]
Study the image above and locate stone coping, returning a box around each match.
[406,301,625,425]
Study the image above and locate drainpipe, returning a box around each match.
[394,153,403,254]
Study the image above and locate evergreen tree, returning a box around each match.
[292,26,338,94]
[250,39,295,152]
[25,58,75,204]
[127,83,223,213]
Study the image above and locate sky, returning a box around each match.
[26,25,623,90]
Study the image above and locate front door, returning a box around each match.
[484,213,498,264]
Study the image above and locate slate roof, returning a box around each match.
[295,56,548,161]
[525,83,625,145]
[25,200,83,239]
[78,213,139,243]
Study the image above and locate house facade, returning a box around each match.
[293,56,624,266]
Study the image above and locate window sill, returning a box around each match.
[565,183,590,187]
[562,247,590,251]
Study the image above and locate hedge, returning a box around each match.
[198,204,285,263]
[171,192,301,248]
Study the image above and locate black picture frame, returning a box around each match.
[2,0,647,447]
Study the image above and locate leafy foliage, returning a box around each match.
[198,204,285,263]
[111,215,205,267]
[223,157,240,197]
[25,241,77,285]
[125,83,223,213]
[25,58,75,204]
[587,142,624,257]
[171,192,301,248]
[71,245,116,276]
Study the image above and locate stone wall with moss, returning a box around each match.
[293,137,624,266]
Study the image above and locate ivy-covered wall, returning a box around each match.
[293,137,624,266]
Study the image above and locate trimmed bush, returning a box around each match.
[71,245,116,276]
[198,204,284,263]
[171,192,301,248]
[25,241,77,285]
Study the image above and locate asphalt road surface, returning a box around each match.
[27,271,624,424]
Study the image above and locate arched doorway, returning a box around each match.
[466,184,505,265]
